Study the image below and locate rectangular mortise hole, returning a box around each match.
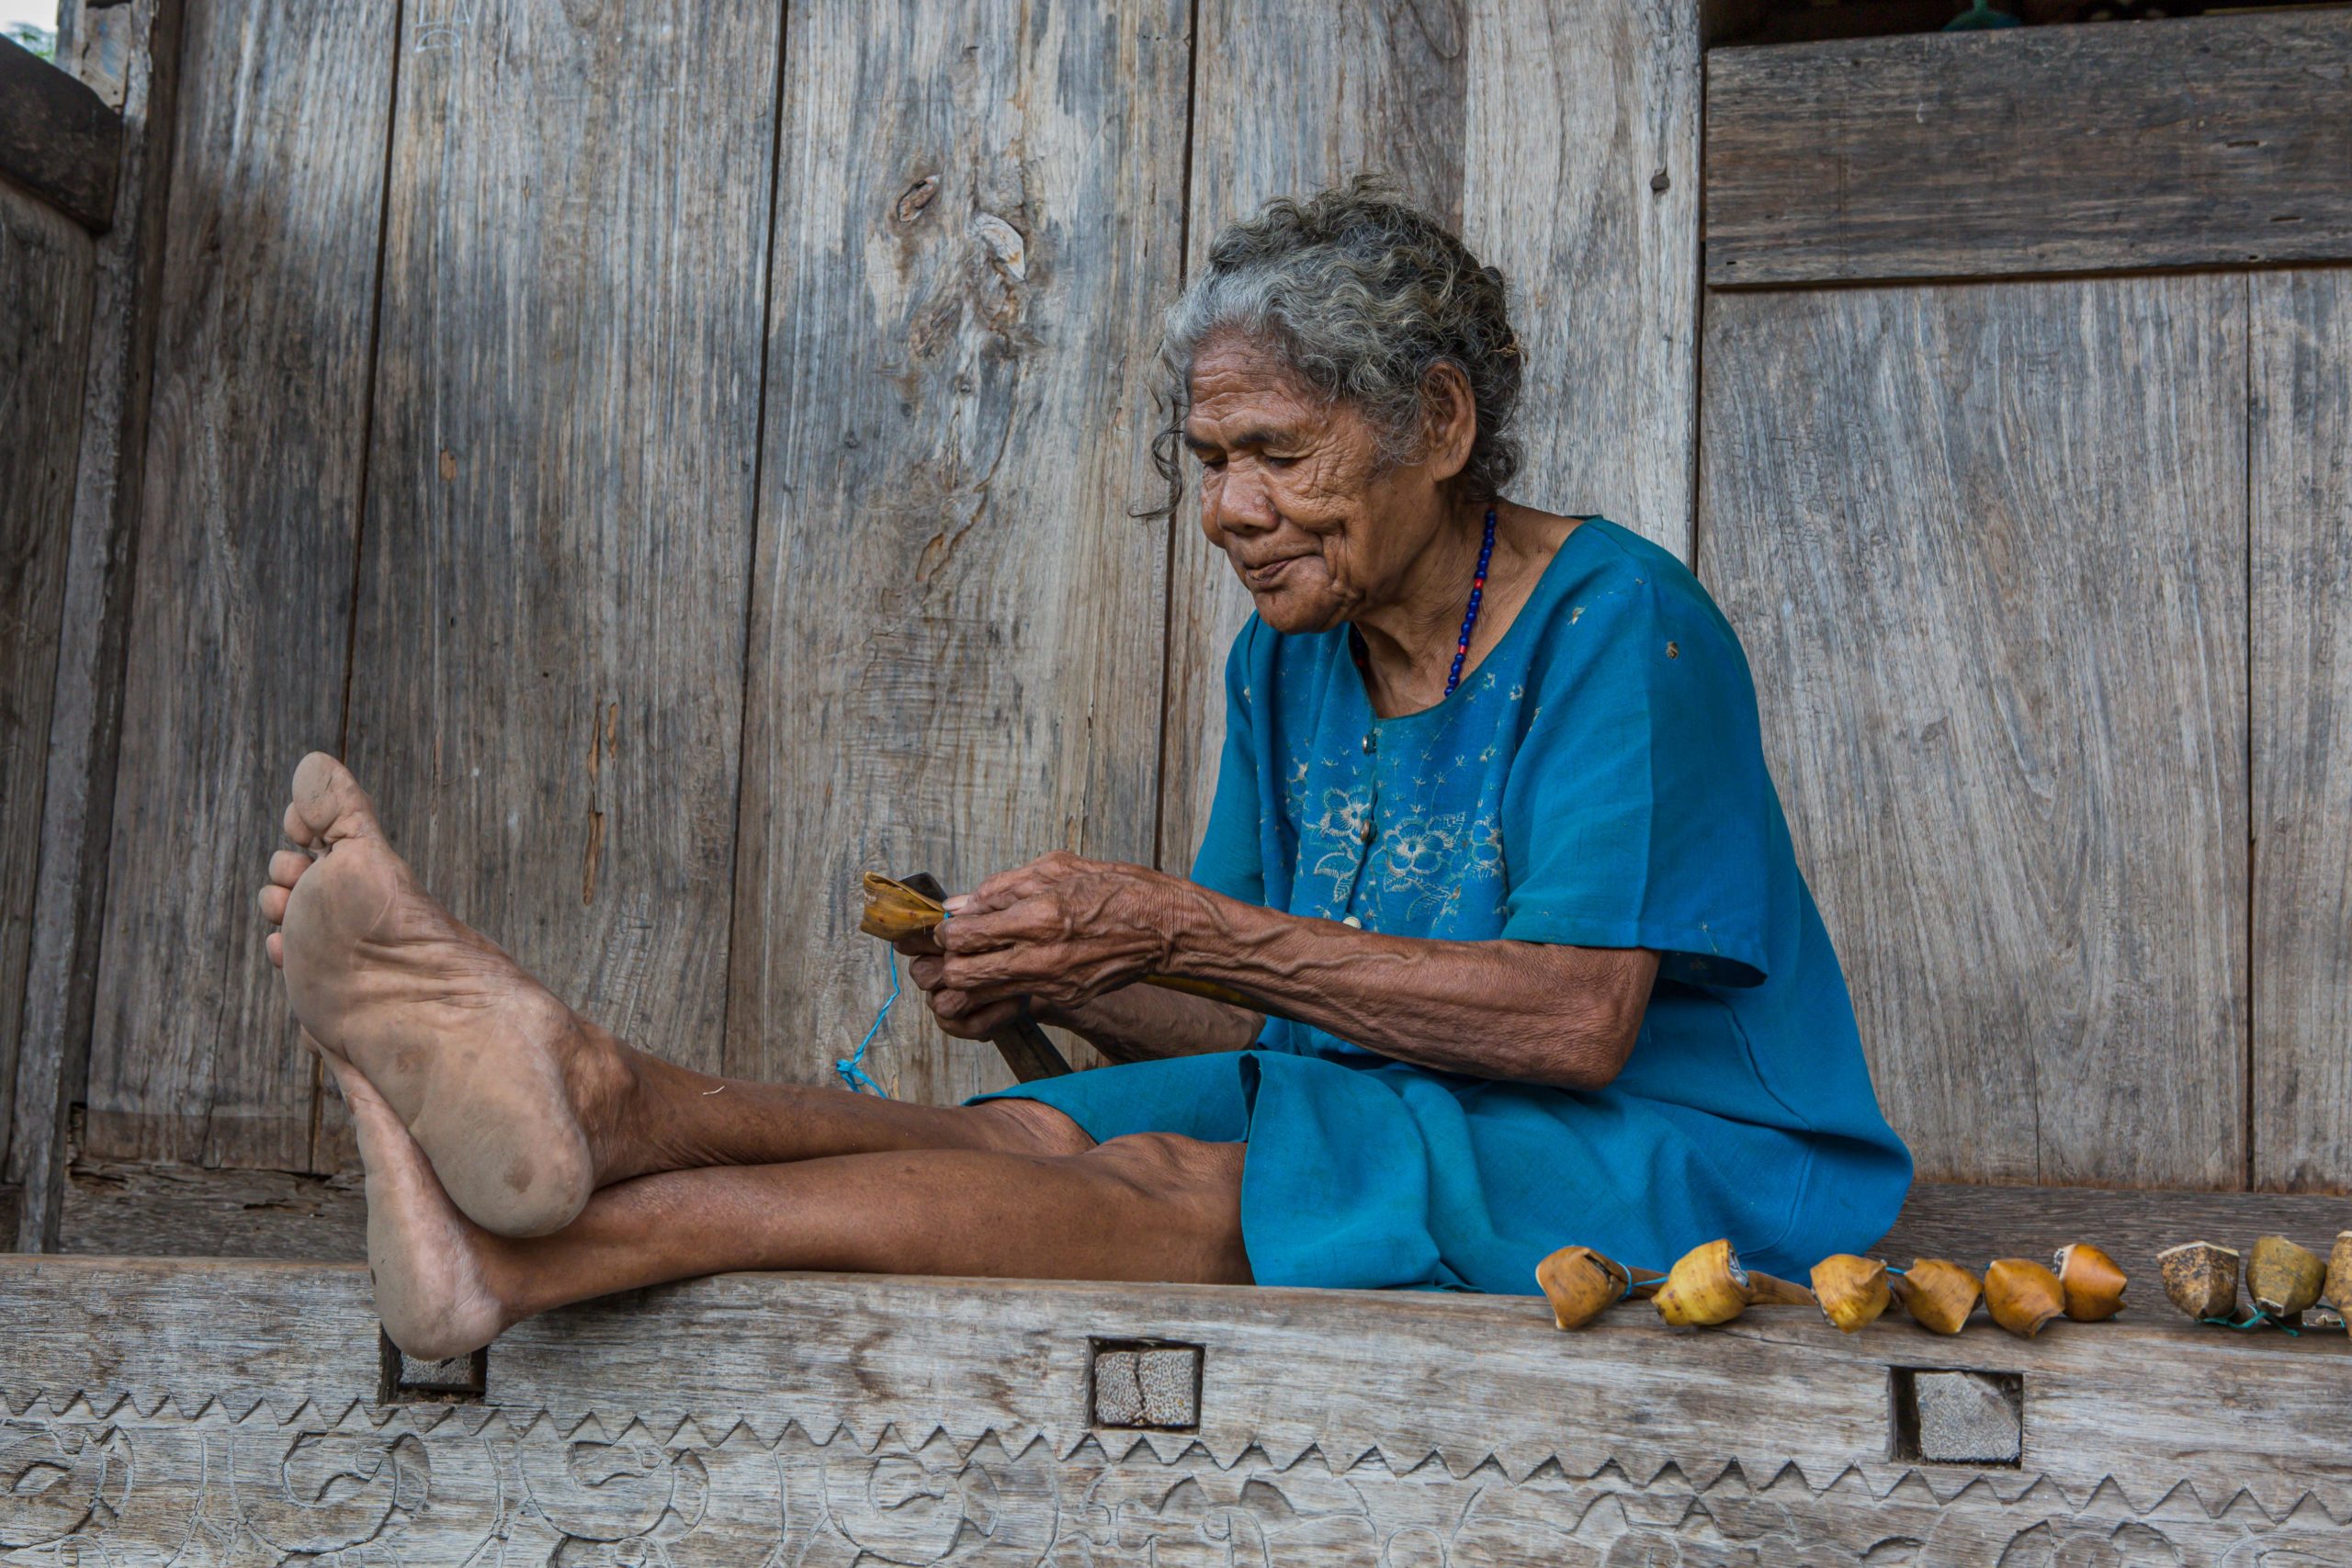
[1890,1366,2023,1467]
[378,1330,487,1404]
[1088,1337,1204,1431]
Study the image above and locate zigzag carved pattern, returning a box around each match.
[1,1397,2345,1566]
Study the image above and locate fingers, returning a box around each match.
[258,885,289,924]
[266,931,284,968]
[891,928,944,958]
[956,849,1089,916]
[269,849,309,887]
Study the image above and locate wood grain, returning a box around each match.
[57,1156,365,1261]
[1701,276,2249,1188]
[334,0,782,1161]
[0,185,93,1201]
[9,0,183,1250]
[1705,11,2352,288]
[1159,0,1699,874]
[726,0,1188,1101]
[2252,269,2352,1193]
[0,32,120,230]
[4,1255,2350,1566]
[1875,1181,2351,1299]
[80,0,396,1170]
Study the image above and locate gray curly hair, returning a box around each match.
[1146,178,1524,521]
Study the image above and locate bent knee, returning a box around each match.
[966,1097,1095,1157]
[1080,1132,1244,1198]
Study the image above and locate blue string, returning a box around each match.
[836,945,900,1097]
[2201,1308,2301,1337]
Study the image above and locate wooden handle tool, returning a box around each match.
[863,872,1071,1082]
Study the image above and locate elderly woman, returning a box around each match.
[257,186,1909,1359]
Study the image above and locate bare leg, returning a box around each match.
[333,1053,1250,1359]
[258,753,1092,1236]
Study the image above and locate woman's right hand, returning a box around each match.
[892,929,1035,1041]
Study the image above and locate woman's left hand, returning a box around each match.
[921,851,1193,1013]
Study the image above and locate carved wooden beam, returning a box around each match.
[3,1257,2348,1563]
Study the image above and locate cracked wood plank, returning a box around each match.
[80,0,398,1171]
[330,0,784,1164]
[1701,276,2248,1187]
[1158,0,1700,874]
[725,0,1189,1101]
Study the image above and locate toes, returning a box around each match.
[288,752,380,849]
[259,885,289,924]
[267,931,283,967]
[270,849,310,888]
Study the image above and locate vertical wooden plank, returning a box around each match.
[726,0,1190,1101]
[2252,268,2352,1193]
[15,0,185,1249]
[0,184,96,1201]
[1463,0,1697,546]
[330,0,781,1168]
[1159,0,1464,879]
[1702,276,2249,1188]
[1159,0,1699,874]
[81,0,396,1170]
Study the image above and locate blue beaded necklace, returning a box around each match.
[1446,505,1499,697]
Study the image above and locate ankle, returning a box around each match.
[559,1020,641,1178]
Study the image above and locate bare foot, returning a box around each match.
[324,1046,513,1359]
[260,752,616,1237]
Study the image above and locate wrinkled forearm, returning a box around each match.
[1041,981,1262,1064]
[1163,885,1654,1089]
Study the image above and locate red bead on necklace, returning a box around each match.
[1444,506,1499,697]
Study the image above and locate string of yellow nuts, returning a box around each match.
[1539,1229,2352,1337]
[1534,1239,2128,1337]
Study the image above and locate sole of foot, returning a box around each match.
[327,1047,511,1360]
[265,751,600,1238]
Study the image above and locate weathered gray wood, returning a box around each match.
[57,1156,364,1260]
[1705,11,2352,288]
[8,0,183,1250]
[2252,269,2352,1194]
[1874,1180,2350,1298]
[0,33,120,230]
[2,1257,2347,1564]
[726,0,1188,1102]
[1159,0,1699,875]
[80,0,396,1170]
[1701,276,2249,1187]
[0,183,94,1240]
[329,0,783,1166]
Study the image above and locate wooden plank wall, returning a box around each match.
[332,0,782,1159]
[1702,278,2249,1188]
[727,0,1189,1100]
[81,0,398,1172]
[1698,11,2351,1190]
[25,2,2352,1249]
[58,0,1699,1167]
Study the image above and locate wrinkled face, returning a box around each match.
[1184,332,1452,634]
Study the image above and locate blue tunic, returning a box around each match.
[984,518,1911,1292]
